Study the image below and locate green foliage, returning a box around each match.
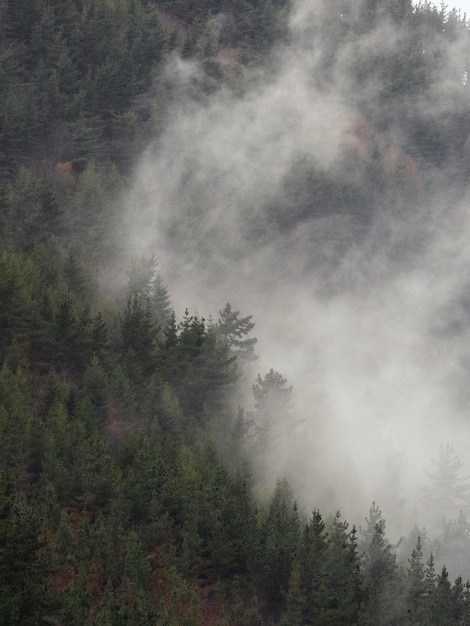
[217,302,258,362]
[83,355,109,425]
[118,294,159,385]
[259,478,300,612]
[125,254,172,328]
[2,2,470,623]
[0,358,33,473]
[0,244,468,623]
[159,309,236,424]
[283,510,364,625]
[5,167,63,250]
[0,472,54,625]
[67,163,123,259]
[359,503,405,624]
[406,535,426,622]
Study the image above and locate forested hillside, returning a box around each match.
[3,0,470,624]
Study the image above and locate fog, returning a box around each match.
[123,0,470,541]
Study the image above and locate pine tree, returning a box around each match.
[296,509,328,624]
[432,565,458,625]
[118,294,158,385]
[424,444,470,521]
[320,515,363,625]
[406,535,426,623]
[439,511,470,583]
[217,302,258,362]
[126,254,159,302]
[152,271,172,329]
[0,472,54,624]
[125,255,172,330]
[252,368,292,446]
[360,503,404,624]
[259,479,300,615]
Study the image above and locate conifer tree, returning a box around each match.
[406,535,426,623]
[259,479,300,614]
[424,444,470,521]
[296,508,328,624]
[432,565,458,625]
[360,503,404,624]
[252,368,292,443]
[118,294,158,385]
[0,472,54,624]
[153,271,172,329]
[321,514,363,624]
[217,302,258,362]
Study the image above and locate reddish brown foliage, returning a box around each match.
[53,566,77,594]
[56,161,73,174]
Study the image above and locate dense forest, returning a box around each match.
[3,0,470,624]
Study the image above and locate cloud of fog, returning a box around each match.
[123,0,470,538]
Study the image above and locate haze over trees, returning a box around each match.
[3,0,470,623]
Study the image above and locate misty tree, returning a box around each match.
[431,565,463,625]
[359,503,404,624]
[423,444,470,521]
[252,368,292,451]
[289,509,328,625]
[253,368,292,411]
[68,164,123,261]
[424,552,437,595]
[6,168,63,251]
[153,271,172,329]
[159,310,236,424]
[118,294,159,385]
[259,478,300,615]
[216,302,258,362]
[126,254,159,301]
[406,535,426,622]
[439,511,470,582]
[125,254,172,329]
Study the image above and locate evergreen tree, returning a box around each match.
[406,535,426,623]
[360,503,404,624]
[0,355,33,474]
[153,271,172,329]
[439,511,470,583]
[284,511,363,625]
[259,478,300,615]
[0,472,54,625]
[252,369,291,438]
[125,255,172,329]
[424,444,470,521]
[431,565,459,625]
[118,294,159,385]
[126,254,159,302]
[296,509,328,624]
[217,302,258,362]
[320,514,363,625]
[163,310,235,424]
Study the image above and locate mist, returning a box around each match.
[123,0,470,541]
